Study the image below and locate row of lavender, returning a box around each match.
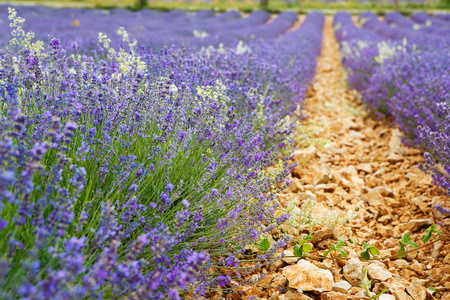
[0,5,300,50]
[334,13,450,204]
[0,7,324,299]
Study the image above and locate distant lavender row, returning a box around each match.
[383,12,450,39]
[334,12,450,199]
[0,8,324,299]
[0,6,299,51]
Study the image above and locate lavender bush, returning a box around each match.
[0,8,324,298]
[419,105,450,197]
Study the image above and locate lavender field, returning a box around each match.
[0,5,449,300]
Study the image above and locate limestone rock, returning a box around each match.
[442,293,450,300]
[343,258,364,286]
[348,287,365,295]
[241,285,263,299]
[387,154,404,163]
[386,278,413,300]
[311,227,334,244]
[393,259,409,269]
[256,274,274,287]
[332,281,352,293]
[389,129,405,155]
[373,167,385,177]
[368,262,393,281]
[379,294,396,300]
[313,164,333,185]
[356,163,373,174]
[365,190,385,207]
[431,241,443,260]
[271,275,288,288]
[355,291,368,298]
[332,170,343,182]
[351,175,365,186]
[282,259,334,292]
[411,195,428,207]
[292,146,317,161]
[269,259,285,272]
[315,183,337,192]
[269,291,280,300]
[349,131,366,139]
[399,219,432,232]
[405,283,433,300]
[341,165,359,179]
[279,290,313,300]
[384,197,401,208]
[392,290,413,300]
[282,250,300,264]
[321,291,369,300]
[300,190,317,202]
[372,186,393,197]
[290,178,304,193]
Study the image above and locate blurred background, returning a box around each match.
[1,0,449,14]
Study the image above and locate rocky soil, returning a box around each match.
[235,16,450,300]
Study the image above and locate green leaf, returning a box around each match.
[339,249,348,258]
[360,268,371,289]
[372,289,389,299]
[423,224,443,243]
[304,235,313,241]
[422,232,431,243]
[369,246,380,256]
[362,242,369,249]
[399,233,411,245]
[303,243,313,253]
[429,223,437,231]
[323,249,331,258]
[293,245,303,258]
[256,238,270,253]
[427,286,437,293]
[397,244,406,258]
[361,251,370,260]
[336,240,344,248]
[408,240,418,248]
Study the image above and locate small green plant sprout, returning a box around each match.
[293,235,313,258]
[360,242,380,260]
[397,233,418,259]
[323,240,347,259]
[427,286,437,295]
[422,223,443,243]
[360,267,388,299]
[256,238,271,253]
[360,267,372,295]
[372,290,389,299]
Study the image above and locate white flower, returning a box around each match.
[193,30,209,39]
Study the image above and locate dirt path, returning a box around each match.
[239,16,450,300]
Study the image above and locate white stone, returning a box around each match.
[282,250,300,264]
[343,258,364,286]
[379,294,396,300]
[332,280,352,293]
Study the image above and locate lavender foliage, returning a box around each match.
[0,7,324,298]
